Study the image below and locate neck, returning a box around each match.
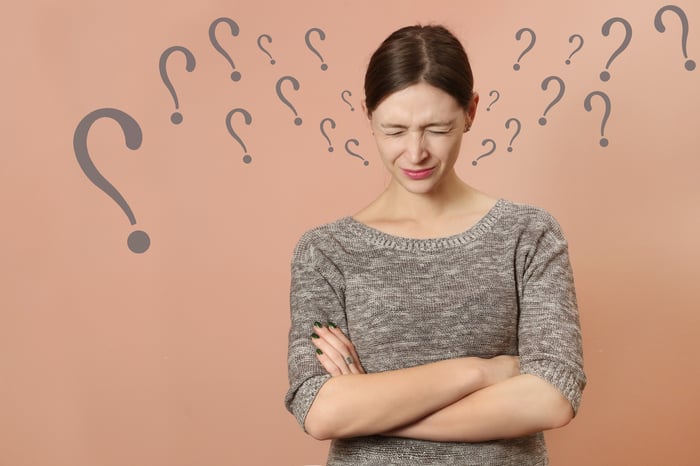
[381,170,476,221]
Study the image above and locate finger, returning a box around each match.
[315,348,341,376]
[311,333,352,375]
[313,324,356,372]
[327,325,365,374]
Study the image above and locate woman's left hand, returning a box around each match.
[311,322,366,376]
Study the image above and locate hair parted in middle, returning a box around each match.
[363,24,475,116]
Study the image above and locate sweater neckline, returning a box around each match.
[339,198,508,251]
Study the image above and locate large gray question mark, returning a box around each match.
[305,27,328,71]
[654,5,696,71]
[539,76,566,126]
[486,90,500,111]
[73,108,150,253]
[226,108,253,164]
[276,76,303,126]
[209,17,242,81]
[320,118,336,152]
[600,17,632,82]
[513,27,536,71]
[344,139,369,166]
[341,90,355,111]
[584,91,612,147]
[566,34,584,64]
[159,46,196,125]
[257,34,276,65]
[472,139,497,166]
[505,118,522,152]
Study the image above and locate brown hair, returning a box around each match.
[364,24,475,116]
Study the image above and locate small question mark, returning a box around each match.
[486,90,500,111]
[276,76,302,126]
[73,108,150,253]
[584,91,612,147]
[320,118,336,152]
[305,27,328,71]
[226,108,253,164]
[505,118,522,152]
[513,27,536,71]
[159,46,196,125]
[256,34,276,65]
[472,139,497,166]
[539,76,566,126]
[654,5,696,71]
[566,34,584,64]
[600,17,632,82]
[344,139,369,166]
[341,90,355,111]
[209,17,242,81]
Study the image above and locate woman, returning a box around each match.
[285,24,586,465]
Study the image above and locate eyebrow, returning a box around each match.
[379,120,455,129]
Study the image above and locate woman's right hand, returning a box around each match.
[479,355,520,386]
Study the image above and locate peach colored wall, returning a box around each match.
[3,0,699,465]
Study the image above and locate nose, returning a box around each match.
[405,131,428,164]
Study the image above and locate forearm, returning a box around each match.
[384,374,574,442]
[304,357,494,440]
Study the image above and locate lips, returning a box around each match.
[402,168,435,180]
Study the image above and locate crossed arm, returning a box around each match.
[304,323,574,442]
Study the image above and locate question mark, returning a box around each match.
[505,118,522,152]
[584,91,612,147]
[472,139,497,166]
[539,76,566,126]
[276,76,303,126]
[513,27,536,71]
[305,27,328,71]
[159,46,196,125]
[256,34,276,65]
[344,139,369,166]
[341,90,355,111]
[209,17,242,81]
[600,17,632,82]
[320,118,336,152]
[654,5,696,71]
[566,34,584,64]
[486,90,500,111]
[73,108,150,253]
[226,108,253,164]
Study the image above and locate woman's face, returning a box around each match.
[368,82,477,196]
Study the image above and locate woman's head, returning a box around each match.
[364,24,475,117]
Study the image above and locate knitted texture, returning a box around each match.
[285,199,586,465]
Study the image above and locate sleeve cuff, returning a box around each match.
[520,358,586,415]
[288,374,332,431]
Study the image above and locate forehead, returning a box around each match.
[372,82,464,124]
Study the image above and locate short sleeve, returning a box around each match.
[284,231,348,430]
[516,210,587,414]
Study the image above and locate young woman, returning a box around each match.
[285,24,586,465]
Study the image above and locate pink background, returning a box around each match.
[3,0,699,464]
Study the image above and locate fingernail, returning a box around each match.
[327,321,337,328]
[313,321,323,328]
[316,348,323,355]
[311,333,320,339]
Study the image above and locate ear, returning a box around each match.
[467,93,479,125]
[361,99,371,120]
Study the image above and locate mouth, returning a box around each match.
[402,167,435,180]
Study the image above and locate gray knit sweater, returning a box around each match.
[285,199,586,465]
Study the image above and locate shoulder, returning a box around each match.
[291,217,355,266]
[493,199,571,257]
[498,199,566,236]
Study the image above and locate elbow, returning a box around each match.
[304,401,341,440]
[547,396,575,430]
[304,415,333,441]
